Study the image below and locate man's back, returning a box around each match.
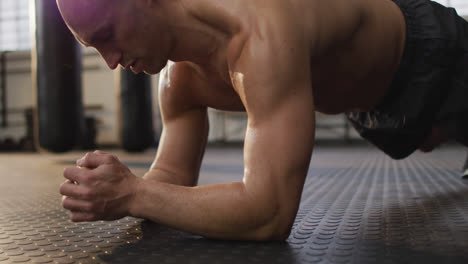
[184,0,406,115]
[305,0,406,114]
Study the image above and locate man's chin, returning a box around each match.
[130,67,157,75]
[145,63,168,75]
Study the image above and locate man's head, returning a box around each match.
[56,0,172,74]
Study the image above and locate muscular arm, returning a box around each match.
[61,15,315,241]
[143,62,209,187]
[130,25,315,240]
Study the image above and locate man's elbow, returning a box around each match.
[250,212,295,241]
[261,225,292,241]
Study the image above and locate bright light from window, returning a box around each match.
[0,0,30,52]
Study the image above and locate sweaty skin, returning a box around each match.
[57,0,406,240]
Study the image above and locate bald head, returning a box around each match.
[57,0,101,23]
[57,0,116,43]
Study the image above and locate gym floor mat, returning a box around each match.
[0,145,467,263]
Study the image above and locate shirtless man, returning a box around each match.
[56,0,468,240]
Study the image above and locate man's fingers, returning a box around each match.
[59,181,95,200]
[63,167,90,184]
[68,211,97,222]
[62,197,95,212]
[76,151,118,169]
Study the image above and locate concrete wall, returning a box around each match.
[0,48,161,146]
[0,51,34,142]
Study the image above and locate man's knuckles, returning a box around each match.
[63,197,103,214]
[81,171,97,184]
[63,167,78,180]
[78,188,96,200]
[62,197,78,210]
[59,183,70,196]
[82,202,100,213]
[64,167,96,183]
[89,150,117,161]
[77,152,93,166]
[70,212,97,222]
[103,154,118,164]
[73,170,96,185]
[60,184,96,200]
[59,181,81,196]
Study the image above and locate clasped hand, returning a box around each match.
[59,150,140,222]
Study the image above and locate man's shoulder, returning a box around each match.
[160,62,195,91]
[158,62,202,109]
[160,61,244,112]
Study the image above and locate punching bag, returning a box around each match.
[32,0,84,152]
[119,69,155,152]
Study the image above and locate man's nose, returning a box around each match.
[97,49,121,70]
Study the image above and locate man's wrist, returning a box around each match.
[127,176,146,218]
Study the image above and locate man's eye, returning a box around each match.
[99,30,114,42]
[103,31,114,42]
[90,26,114,44]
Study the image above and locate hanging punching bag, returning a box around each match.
[32,0,84,152]
[119,69,155,152]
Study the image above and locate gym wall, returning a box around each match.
[0,48,160,147]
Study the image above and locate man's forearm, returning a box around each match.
[143,167,197,186]
[129,178,288,240]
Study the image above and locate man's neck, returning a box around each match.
[164,0,242,66]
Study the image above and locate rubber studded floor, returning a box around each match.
[1,145,468,264]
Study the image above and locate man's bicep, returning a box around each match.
[146,64,209,186]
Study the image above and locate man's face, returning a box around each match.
[57,0,170,74]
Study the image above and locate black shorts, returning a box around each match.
[345,0,468,159]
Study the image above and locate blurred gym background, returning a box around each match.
[0,0,467,153]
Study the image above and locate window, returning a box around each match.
[0,0,30,52]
